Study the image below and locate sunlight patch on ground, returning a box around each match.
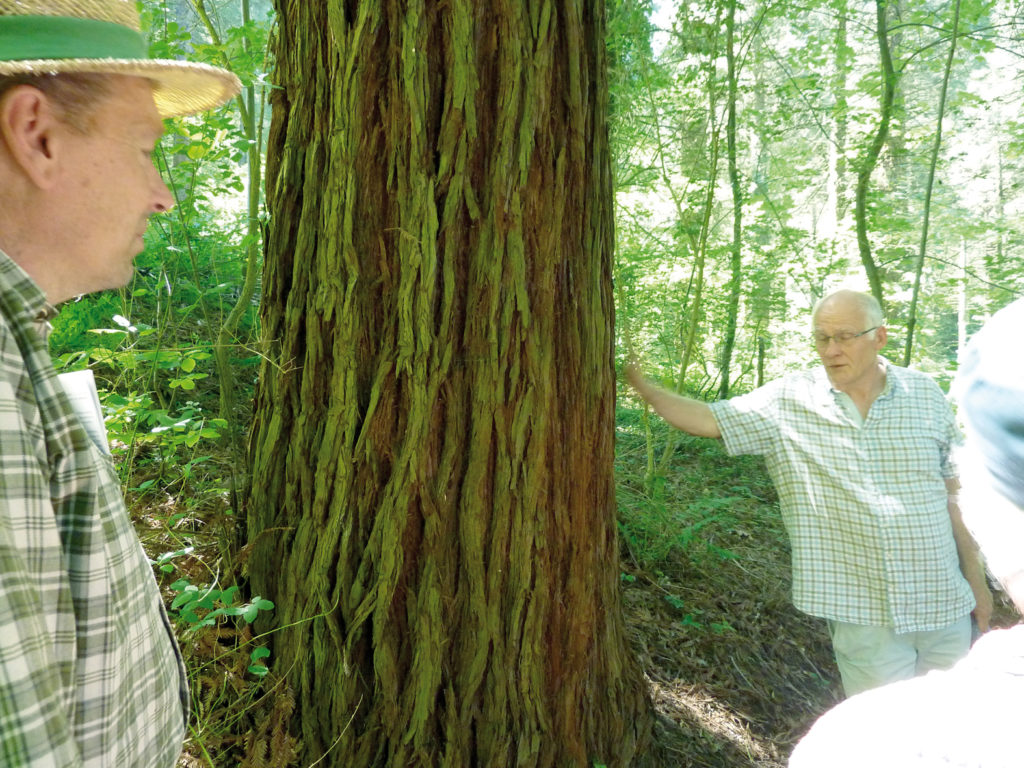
[649,678,783,766]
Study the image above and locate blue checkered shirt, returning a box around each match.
[710,362,975,633]
[0,251,187,767]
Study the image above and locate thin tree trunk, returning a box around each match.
[958,236,967,361]
[854,0,897,309]
[903,0,961,366]
[655,133,721,478]
[190,0,262,420]
[996,143,1005,268]
[246,3,653,767]
[654,4,723,478]
[718,0,743,399]
[748,36,774,393]
[830,0,849,226]
[757,334,766,388]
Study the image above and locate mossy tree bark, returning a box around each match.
[245,2,653,767]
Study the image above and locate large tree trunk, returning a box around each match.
[245,2,653,767]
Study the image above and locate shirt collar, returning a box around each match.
[876,358,894,400]
[0,249,58,333]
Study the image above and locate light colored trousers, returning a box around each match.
[828,615,972,696]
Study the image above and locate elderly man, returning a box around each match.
[627,289,992,696]
[789,297,1024,767]
[0,1,237,766]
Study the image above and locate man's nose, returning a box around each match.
[821,337,844,355]
[152,168,174,213]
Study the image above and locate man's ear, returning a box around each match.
[875,325,889,348]
[0,85,63,190]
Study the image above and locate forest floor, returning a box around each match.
[615,420,840,767]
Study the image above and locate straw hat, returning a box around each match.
[0,0,240,117]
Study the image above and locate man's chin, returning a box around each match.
[825,368,848,388]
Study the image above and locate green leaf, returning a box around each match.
[241,603,259,623]
[172,590,199,610]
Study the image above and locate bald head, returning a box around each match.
[812,290,884,331]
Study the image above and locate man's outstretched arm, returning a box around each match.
[625,364,721,439]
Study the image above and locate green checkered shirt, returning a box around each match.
[0,251,187,767]
[710,362,975,633]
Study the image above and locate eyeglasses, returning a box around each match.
[813,327,879,347]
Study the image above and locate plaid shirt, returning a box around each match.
[710,361,975,633]
[0,251,187,767]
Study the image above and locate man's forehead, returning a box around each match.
[814,302,867,327]
[91,76,165,136]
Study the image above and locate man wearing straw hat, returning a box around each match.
[0,1,238,765]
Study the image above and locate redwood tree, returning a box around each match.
[245,2,653,766]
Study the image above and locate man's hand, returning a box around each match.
[624,363,646,393]
[969,578,994,633]
[947,477,993,632]
[622,364,721,439]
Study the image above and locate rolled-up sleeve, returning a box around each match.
[709,380,783,457]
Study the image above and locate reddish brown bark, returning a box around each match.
[246,3,654,766]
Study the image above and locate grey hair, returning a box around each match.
[812,290,885,331]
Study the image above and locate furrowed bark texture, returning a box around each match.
[246,2,653,766]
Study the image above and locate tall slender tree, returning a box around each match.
[903,0,962,366]
[829,0,850,230]
[718,0,743,398]
[245,3,653,767]
[854,0,898,308]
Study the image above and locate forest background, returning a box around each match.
[48,0,1023,766]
